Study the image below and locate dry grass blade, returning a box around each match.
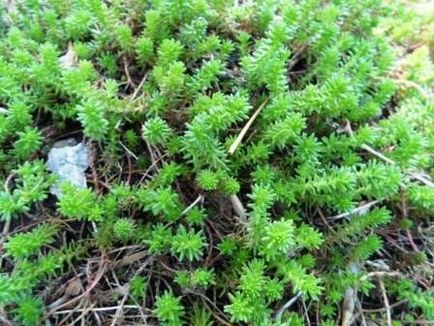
[230,194,247,222]
[110,250,149,269]
[341,263,360,326]
[44,254,108,319]
[274,292,302,320]
[379,279,392,326]
[329,200,380,220]
[229,98,269,155]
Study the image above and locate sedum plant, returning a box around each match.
[155,291,185,326]
[0,0,433,325]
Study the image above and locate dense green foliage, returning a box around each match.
[0,0,433,325]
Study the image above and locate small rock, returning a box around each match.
[47,139,90,198]
[59,42,78,70]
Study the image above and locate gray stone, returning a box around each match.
[47,139,90,197]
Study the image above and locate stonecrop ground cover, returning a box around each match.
[0,0,433,325]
